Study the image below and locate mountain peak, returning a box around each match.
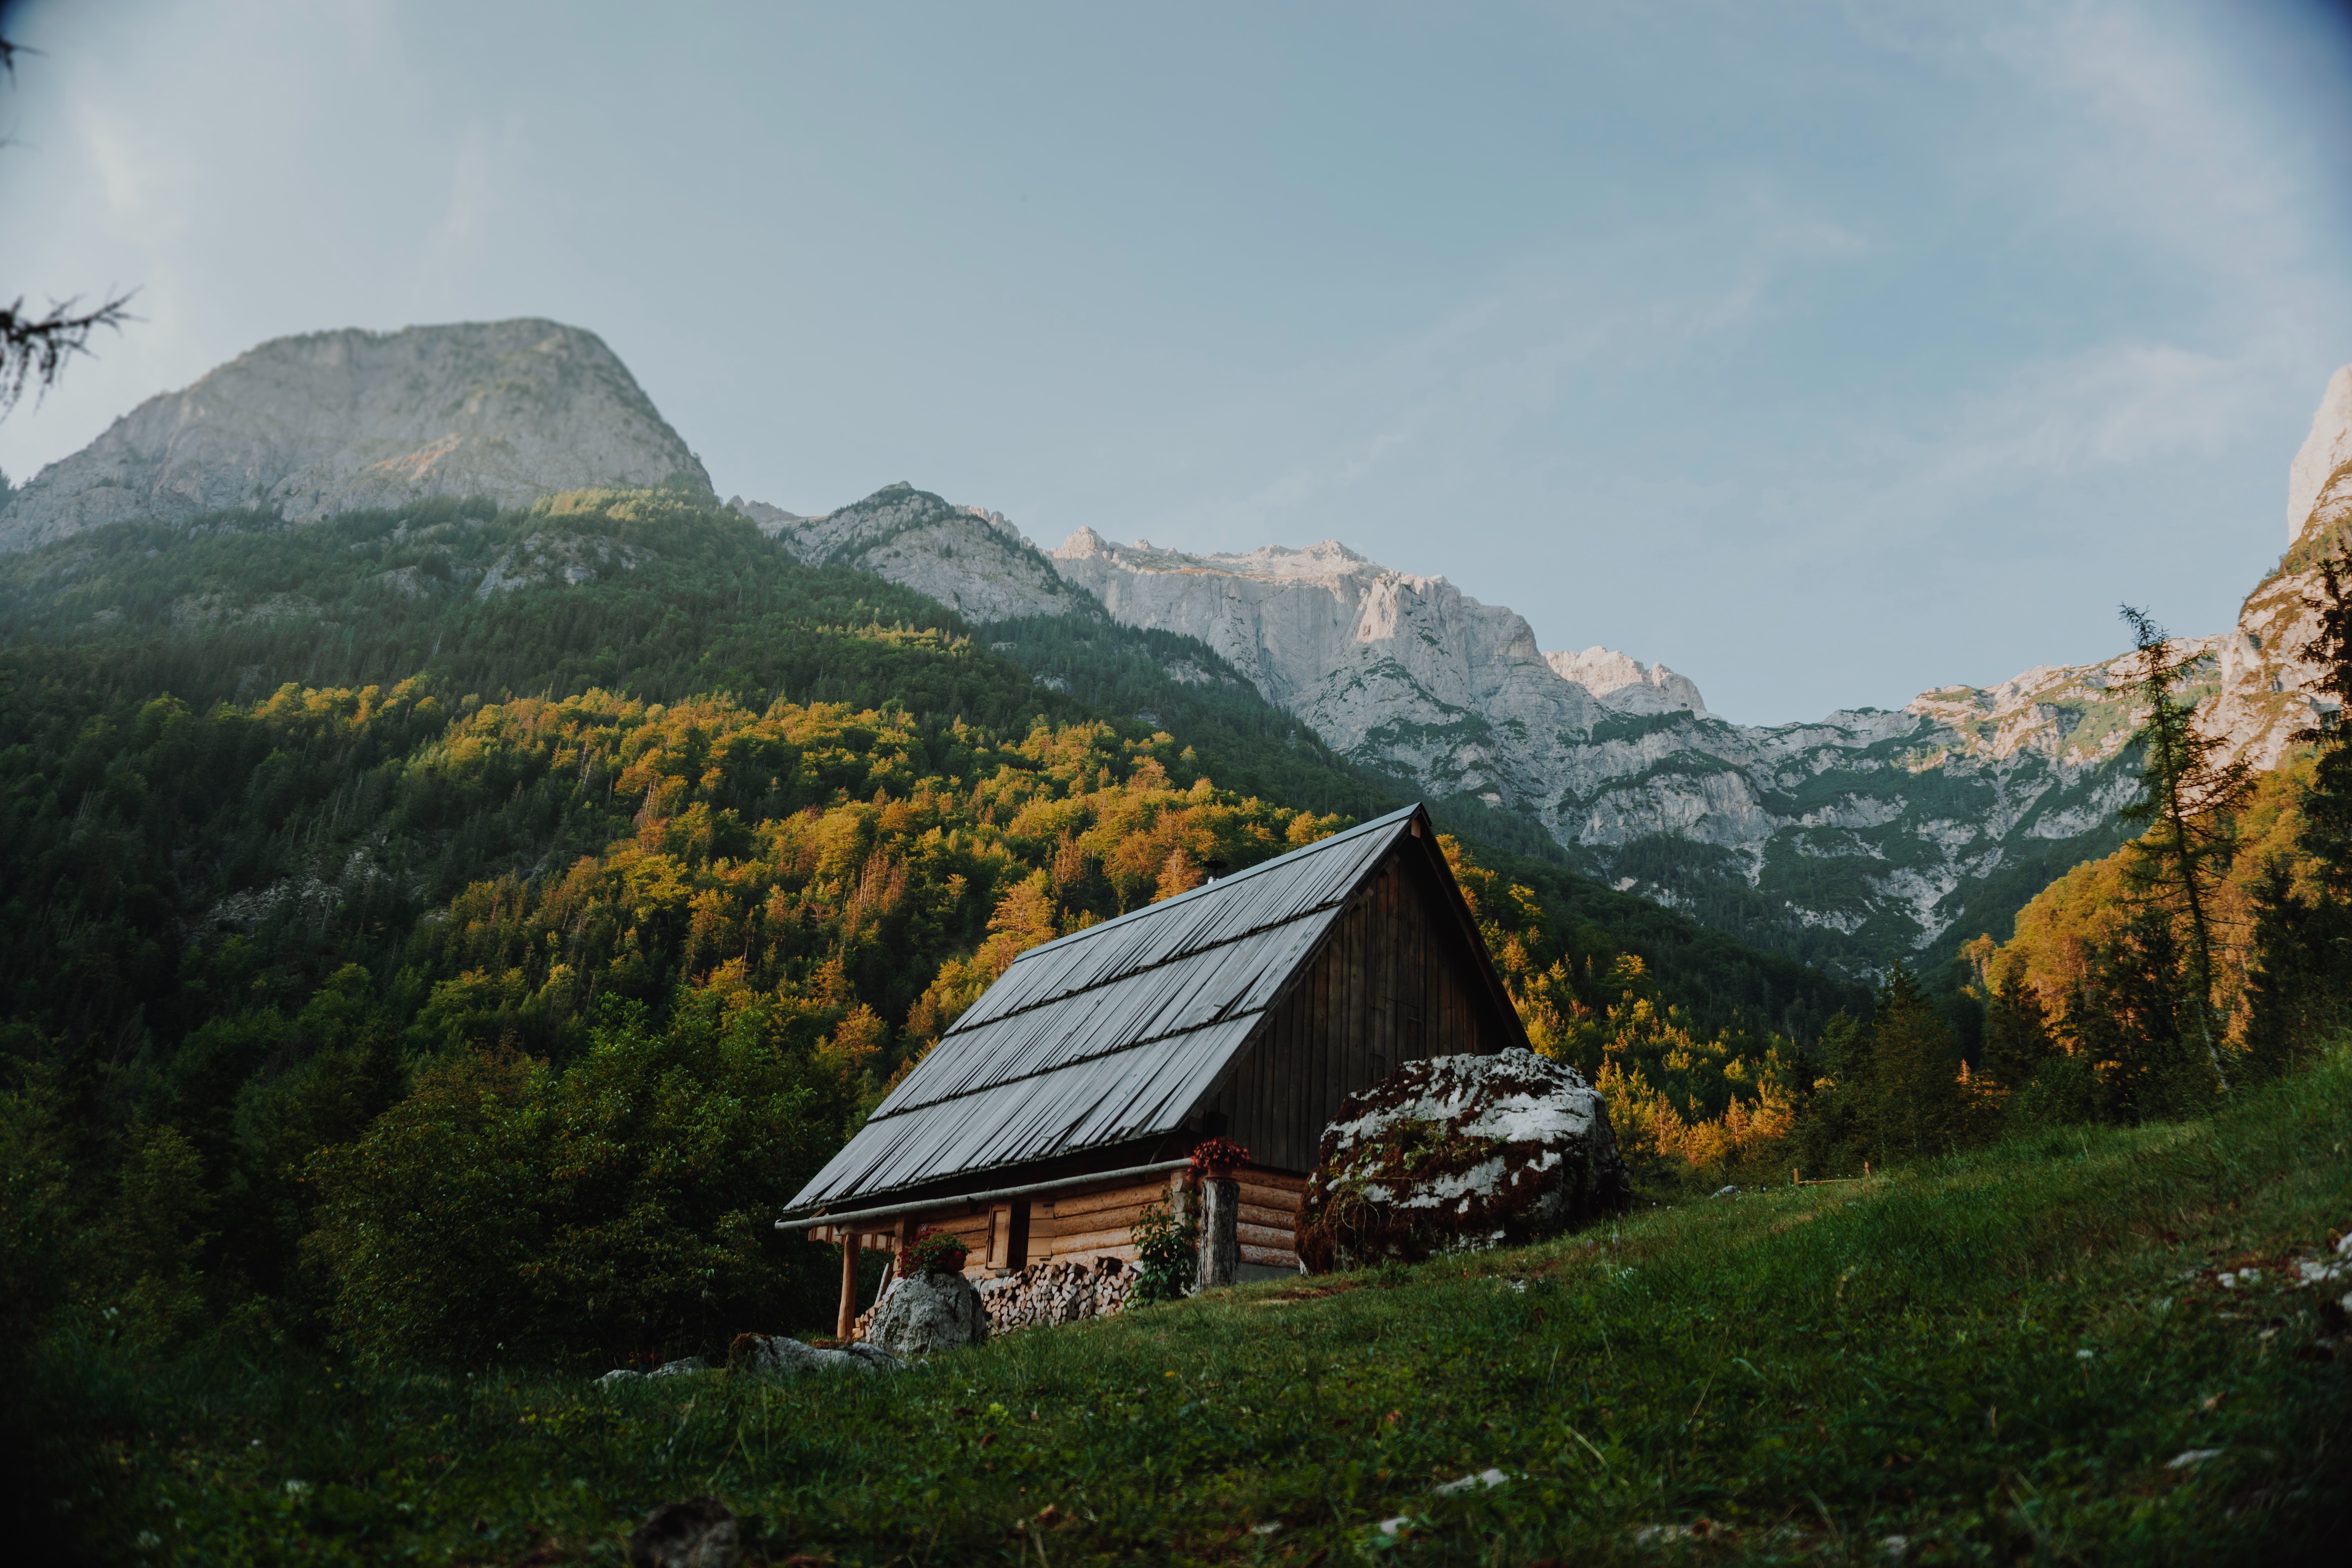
[1544,646,1709,716]
[0,318,710,552]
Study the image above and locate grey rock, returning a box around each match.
[738,1334,899,1376]
[1712,1184,1741,1199]
[629,1496,739,1568]
[2288,363,2352,543]
[730,485,1077,622]
[1048,526,2199,975]
[594,1368,643,1388]
[0,318,710,552]
[1298,1048,1630,1272]
[864,1270,989,1357]
[646,1356,709,1380]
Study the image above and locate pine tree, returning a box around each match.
[1980,971,2055,1094]
[1864,965,1965,1164]
[2116,606,2251,1094]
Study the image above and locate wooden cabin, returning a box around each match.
[779,803,1529,1330]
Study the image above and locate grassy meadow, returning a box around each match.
[20,1047,2350,1565]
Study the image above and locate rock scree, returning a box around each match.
[1296,1047,1631,1272]
[864,1269,989,1356]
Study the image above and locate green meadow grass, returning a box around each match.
[31,1049,2352,1565]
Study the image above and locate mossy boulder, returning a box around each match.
[1296,1049,1630,1272]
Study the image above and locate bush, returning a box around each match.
[1128,1196,1195,1304]
[305,995,853,1367]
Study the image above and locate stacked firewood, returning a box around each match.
[976,1257,1135,1334]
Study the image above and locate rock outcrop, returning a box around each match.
[2288,365,2352,545]
[1296,1049,1630,1272]
[1048,526,2190,970]
[863,1270,989,1356]
[1544,647,1709,716]
[2201,363,2352,769]
[733,1334,900,1376]
[0,319,710,551]
[729,484,1080,622]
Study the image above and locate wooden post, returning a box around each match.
[1198,1175,1240,1290]
[836,1230,859,1340]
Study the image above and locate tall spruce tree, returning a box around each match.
[1865,965,1966,1164]
[2116,606,2250,1095]
[2066,906,2209,1120]
[1980,971,2056,1094]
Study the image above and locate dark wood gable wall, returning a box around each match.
[1203,841,1515,1172]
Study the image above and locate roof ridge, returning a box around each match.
[1006,801,1421,964]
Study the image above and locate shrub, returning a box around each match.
[1128,1196,1195,1304]
[305,995,853,1368]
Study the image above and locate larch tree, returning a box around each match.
[2116,605,2250,1095]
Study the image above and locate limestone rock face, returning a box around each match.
[2200,361,2352,769]
[2288,365,2352,544]
[1545,646,1709,715]
[0,319,710,552]
[730,484,1079,622]
[864,1270,989,1356]
[1296,1048,1630,1272]
[1048,526,2183,969]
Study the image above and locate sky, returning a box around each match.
[2,1,2350,724]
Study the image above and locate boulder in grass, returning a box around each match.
[1296,1048,1630,1272]
[864,1270,989,1356]
[731,1334,901,1376]
[629,1495,739,1568]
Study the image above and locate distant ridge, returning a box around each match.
[0,318,710,552]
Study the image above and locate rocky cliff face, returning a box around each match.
[1543,647,1709,716]
[0,319,710,551]
[729,484,1079,622]
[2287,366,2352,546]
[1044,525,2197,969]
[2200,364,2352,771]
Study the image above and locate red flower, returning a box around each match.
[1189,1136,1251,1174]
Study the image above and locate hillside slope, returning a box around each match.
[0,488,1858,1063]
[24,1044,2348,1563]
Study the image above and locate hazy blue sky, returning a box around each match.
[4,1,2350,722]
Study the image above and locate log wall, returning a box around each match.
[1209,846,1510,1172]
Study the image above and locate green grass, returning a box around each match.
[24,1051,2352,1564]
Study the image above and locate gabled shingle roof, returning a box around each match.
[785,804,1430,1214]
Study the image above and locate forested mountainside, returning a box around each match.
[733,358,2352,987]
[0,485,1869,1346]
[735,485,2206,983]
